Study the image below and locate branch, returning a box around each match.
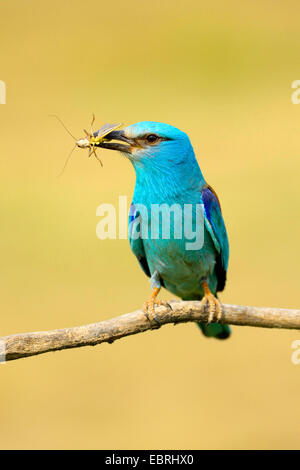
[1,301,299,362]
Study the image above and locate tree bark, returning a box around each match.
[1,301,299,362]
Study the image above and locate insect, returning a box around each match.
[51,114,122,176]
[76,114,122,165]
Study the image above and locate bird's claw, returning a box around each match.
[162,300,173,311]
[143,299,172,327]
[200,293,222,323]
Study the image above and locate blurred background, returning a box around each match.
[1,0,300,450]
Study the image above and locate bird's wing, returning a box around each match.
[128,204,151,278]
[201,184,229,291]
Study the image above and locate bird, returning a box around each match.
[99,121,230,339]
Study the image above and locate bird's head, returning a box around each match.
[99,121,199,173]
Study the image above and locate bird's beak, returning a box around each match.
[96,130,134,153]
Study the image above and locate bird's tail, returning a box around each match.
[197,322,231,340]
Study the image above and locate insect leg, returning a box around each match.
[84,129,92,138]
[92,147,103,167]
[90,113,96,135]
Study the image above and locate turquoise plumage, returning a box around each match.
[100,121,230,339]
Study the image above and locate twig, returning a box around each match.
[0,301,299,362]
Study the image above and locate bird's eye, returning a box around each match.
[145,134,159,144]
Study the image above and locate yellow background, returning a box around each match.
[1,0,300,449]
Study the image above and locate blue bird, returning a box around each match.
[100,122,230,339]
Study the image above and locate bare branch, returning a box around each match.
[1,301,299,362]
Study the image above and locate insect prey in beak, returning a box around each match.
[51,114,122,175]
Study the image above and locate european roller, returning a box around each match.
[99,122,230,339]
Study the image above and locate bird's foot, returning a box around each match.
[200,280,222,323]
[200,294,222,323]
[143,290,172,327]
